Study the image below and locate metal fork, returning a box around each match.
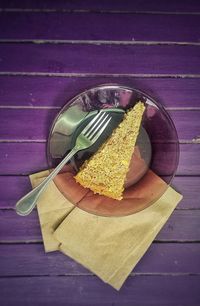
[16,111,112,216]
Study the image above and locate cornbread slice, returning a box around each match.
[75,102,145,200]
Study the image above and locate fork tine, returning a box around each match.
[91,117,112,143]
[89,116,111,142]
[88,113,109,139]
[81,110,104,135]
[85,112,107,137]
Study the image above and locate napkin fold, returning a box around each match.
[30,170,182,290]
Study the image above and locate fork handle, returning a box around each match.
[16,147,79,216]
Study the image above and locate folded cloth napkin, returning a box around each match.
[30,163,182,290]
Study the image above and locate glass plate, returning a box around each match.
[47,84,179,217]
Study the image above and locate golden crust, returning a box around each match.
[75,102,145,200]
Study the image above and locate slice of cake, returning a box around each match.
[75,101,145,200]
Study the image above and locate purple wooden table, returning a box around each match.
[0,1,200,305]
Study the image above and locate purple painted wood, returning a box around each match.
[0,109,58,140]
[0,44,199,74]
[1,76,200,108]
[0,176,32,208]
[0,210,199,242]
[0,210,42,241]
[0,1,199,302]
[0,143,199,175]
[1,176,199,209]
[1,12,200,42]
[168,110,200,141]
[0,109,199,140]
[177,144,200,175]
[1,0,200,12]
[0,243,199,276]
[0,275,199,306]
[173,176,200,209]
[153,143,200,176]
[156,210,200,240]
[0,143,48,175]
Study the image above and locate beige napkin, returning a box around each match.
[30,171,182,290]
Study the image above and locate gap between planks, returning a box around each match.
[0,139,199,144]
[1,207,200,211]
[1,8,200,15]
[0,240,200,244]
[0,273,199,278]
[0,139,46,143]
[1,174,200,178]
[0,39,200,46]
[0,105,200,111]
[1,72,200,78]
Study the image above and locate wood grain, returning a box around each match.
[0,275,199,306]
[0,108,58,140]
[177,144,200,175]
[0,143,199,175]
[0,176,32,209]
[0,210,199,242]
[1,176,199,209]
[0,109,199,140]
[1,76,200,108]
[0,143,48,175]
[0,44,199,74]
[173,176,200,209]
[0,0,200,12]
[0,12,200,42]
[0,243,199,276]
[167,110,200,141]
[0,1,199,301]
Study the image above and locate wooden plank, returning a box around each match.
[0,275,199,305]
[0,109,199,141]
[0,176,32,208]
[0,143,48,175]
[0,143,199,175]
[173,176,200,209]
[0,210,42,241]
[0,12,200,42]
[167,110,200,141]
[0,44,199,74]
[177,144,200,175]
[0,108,58,140]
[1,176,199,210]
[156,210,200,241]
[0,243,199,276]
[0,0,200,12]
[1,76,200,108]
[0,210,199,242]
[152,143,200,176]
